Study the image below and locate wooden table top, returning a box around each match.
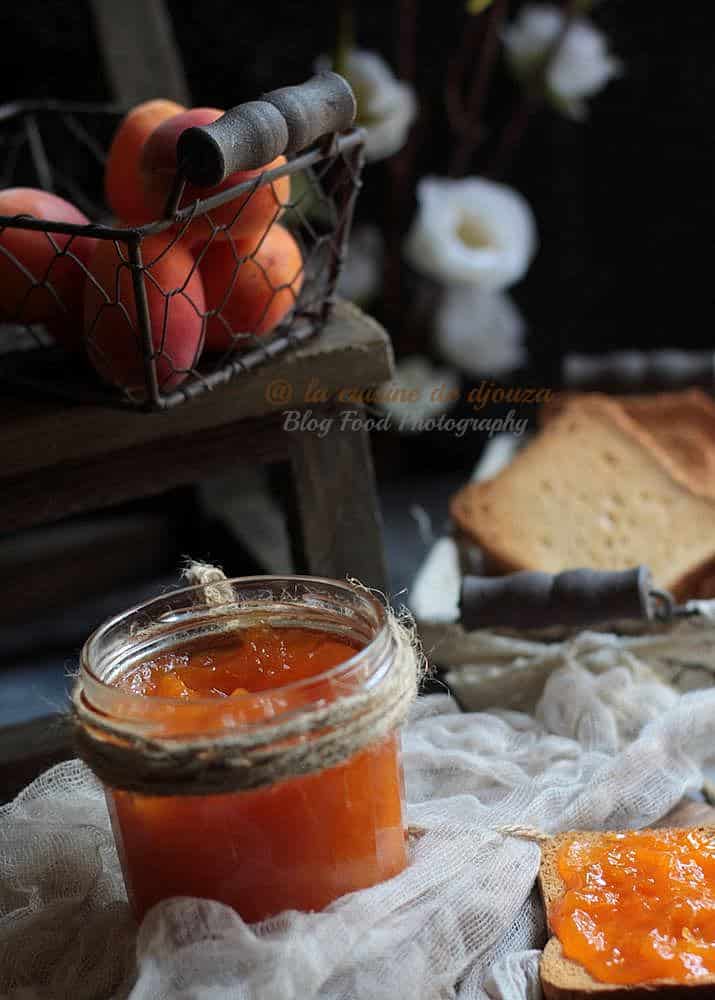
[0,301,393,482]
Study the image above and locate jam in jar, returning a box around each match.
[78,577,409,923]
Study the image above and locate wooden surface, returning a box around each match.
[0,303,393,564]
[1,412,291,534]
[0,302,393,482]
[0,513,177,623]
[91,0,190,106]
[0,715,74,804]
[291,405,388,586]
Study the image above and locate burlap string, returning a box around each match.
[496,824,552,844]
[181,559,236,606]
[407,823,552,844]
[72,566,424,796]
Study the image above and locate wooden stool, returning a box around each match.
[0,301,393,587]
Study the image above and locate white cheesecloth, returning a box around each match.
[2,629,715,998]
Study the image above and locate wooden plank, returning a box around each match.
[0,514,177,624]
[1,412,289,534]
[290,405,388,590]
[91,0,191,106]
[0,303,393,481]
[0,714,74,805]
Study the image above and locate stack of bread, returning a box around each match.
[451,389,715,602]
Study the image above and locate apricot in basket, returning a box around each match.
[0,187,98,351]
[105,99,186,225]
[83,233,206,394]
[198,223,303,351]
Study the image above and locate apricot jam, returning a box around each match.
[551,829,715,985]
[106,624,407,923]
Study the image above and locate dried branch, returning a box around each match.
[487,0,581,177]
[383,0,420,338]
[448,0,510,177]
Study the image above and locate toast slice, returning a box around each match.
[541,390,715,498]
[539,830,715,999]
[450,395,715,601]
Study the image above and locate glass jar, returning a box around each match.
[78,576,408,923]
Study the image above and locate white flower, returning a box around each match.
[318,50,417,161]
[404,176,537,291]
[337,225,384,305]
[503,4,621,117]
[435,286,527,376]
[378,355,459,431]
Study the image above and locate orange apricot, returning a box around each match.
[180,152,291,244]
[199,224,303,351]
[0,188,97,350]
[83,234,206,394]
[140,107,291,242]
[105,99,185,224]
[140,106,222,214]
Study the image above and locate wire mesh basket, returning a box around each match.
[0,74,363,410]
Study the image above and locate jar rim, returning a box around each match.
[80,575,391,710]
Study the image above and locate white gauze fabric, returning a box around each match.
[1,655,715,1000]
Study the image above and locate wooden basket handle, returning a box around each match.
[177,72,356,186]
[460,566,656,630]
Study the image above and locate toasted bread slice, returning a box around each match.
[539,829,715,1000]
[450,396,715,601]
[541,390,715,498]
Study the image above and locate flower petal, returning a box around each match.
[337,225,384,306]
[503,4,620,105]
[316,49,418,162]
[435,286,527,376]
[404,176,537,290]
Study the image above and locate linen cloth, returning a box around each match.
[1,650,714,999]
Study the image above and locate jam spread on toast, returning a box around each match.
[552,829,715,984]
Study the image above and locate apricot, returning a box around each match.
[140,107,291,242]
[105,99,185,224]
[84,234,206,394]
[0,187,97,350]
[199,224,303,351]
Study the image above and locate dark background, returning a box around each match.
[0,0,711,363]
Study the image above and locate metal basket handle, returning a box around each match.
[563,350,715,391]
[176,72,356,187]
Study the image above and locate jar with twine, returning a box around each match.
[72,567,424,923]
